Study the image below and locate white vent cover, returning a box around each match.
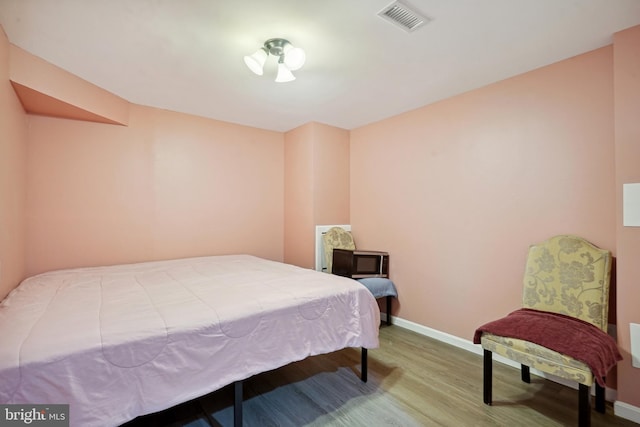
[378,1,430,32]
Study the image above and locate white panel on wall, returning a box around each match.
[623,183,640,226]
[631,323,640,369]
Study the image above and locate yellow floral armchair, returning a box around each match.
[475,235,621,427]
[322,226,356,276]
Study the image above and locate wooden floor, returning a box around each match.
[123,325,637,426]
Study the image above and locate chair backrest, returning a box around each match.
[522,235,612,331]
[322,227,356,273]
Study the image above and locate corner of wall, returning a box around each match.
[0,24,28,301]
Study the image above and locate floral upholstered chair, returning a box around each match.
[322,227,356,276]
[322,227,397,325]
[475,235,621,427]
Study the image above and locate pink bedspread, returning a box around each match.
[0,255,380,426]
[474,308,622,387]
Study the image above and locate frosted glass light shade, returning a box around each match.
[243,49,267,75]
[275,63,296,82]
[284,47,306,71]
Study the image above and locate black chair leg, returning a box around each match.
[483,349,492,405]
[521,364,530,383]
[595,381,605,413]
[578,383,591,427]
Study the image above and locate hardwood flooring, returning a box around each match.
[123,325,637,426]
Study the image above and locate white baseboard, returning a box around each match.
[614,401,640,424]
[385,314,640,422]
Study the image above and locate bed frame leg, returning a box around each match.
[361,347,368,383]
[234,380,243,427]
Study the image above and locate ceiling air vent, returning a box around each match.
[377,1,430,33]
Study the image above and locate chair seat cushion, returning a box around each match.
[481,333,594,386]
[474,308,621,387]
[356,278,397,299]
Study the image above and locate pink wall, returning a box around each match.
[284,122,350,268]
[614,25,640,410]
[26,106,284,276]
[0,28,27,301]
[351,46,616,341]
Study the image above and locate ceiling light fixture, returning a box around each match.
[244,38,305,82]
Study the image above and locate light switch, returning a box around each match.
[631,323,640,368]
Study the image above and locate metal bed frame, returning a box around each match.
[230,347,369,427]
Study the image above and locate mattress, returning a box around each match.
[0,255,380,426]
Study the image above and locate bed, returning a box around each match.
[0,255,380,426]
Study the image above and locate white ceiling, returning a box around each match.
[1,0,639,132]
